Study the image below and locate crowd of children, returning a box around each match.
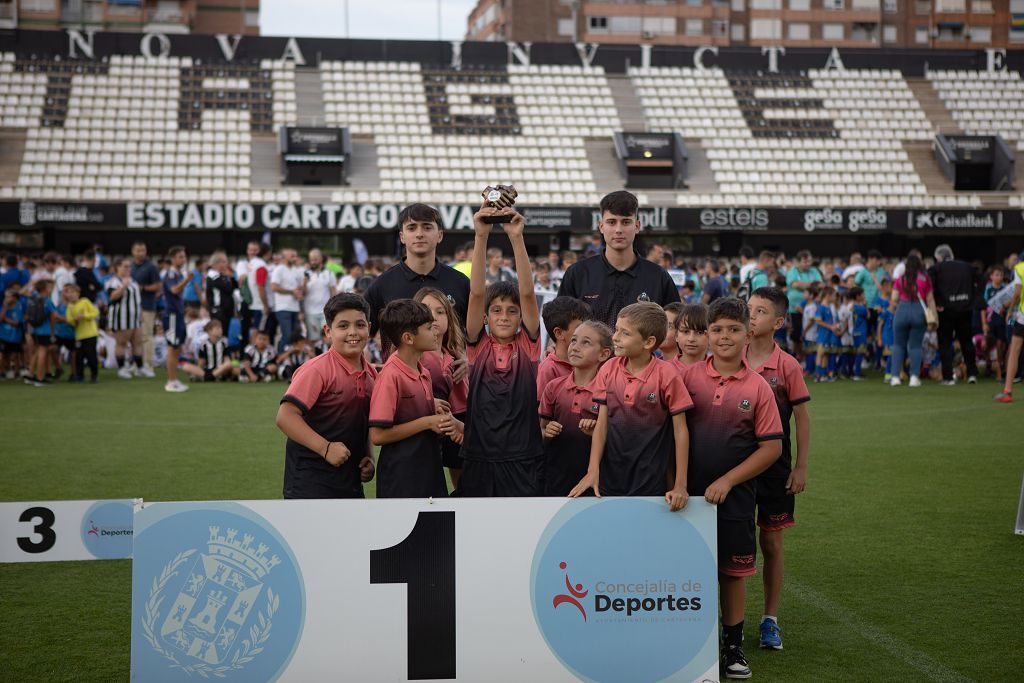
[273,202,817,680]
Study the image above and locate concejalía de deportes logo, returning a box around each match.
[532,498,718,683]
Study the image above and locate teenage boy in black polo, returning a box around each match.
[365,203,471,361]
[557,190,679,327]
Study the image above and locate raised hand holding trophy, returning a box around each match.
[480,184,518,224]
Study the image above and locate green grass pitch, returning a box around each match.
[0,370,1021,681]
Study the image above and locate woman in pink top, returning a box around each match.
[889,253,936,387]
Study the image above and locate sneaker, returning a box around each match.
[239,374,250,383]
[851,376,864,381]
[722,645,752,679]
[23,377,36,386]
[4,370,13,379]
[138,365,156,378]
[993,391,1013,403]
[940,379,956,386]
[759,618,783,650]
[164,380,190,393]
[117,366,134,379]
[909,375,922,387]
[262,373,274,383]
[883,373,892,382]
[967,375,977,384]
[890,376,902,387]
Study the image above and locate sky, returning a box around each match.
[260,0,480,41]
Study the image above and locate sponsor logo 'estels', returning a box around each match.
[699,208,769,230]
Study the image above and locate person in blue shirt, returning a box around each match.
[26,279,58,386]
[850,287,869,380]
[1,253,30,298]
[701,258,729,304]
[875,278,895,381]
[813,286,839,382]
[786,250,823,363]
[161,246,191,393]
[0,281,26,378]
[183,257,207,312]
[52,290,77,381]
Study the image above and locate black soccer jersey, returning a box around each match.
[244,344,274,370]
[557,251,680,328]
[201,338,228,369]
[105,275,142,332]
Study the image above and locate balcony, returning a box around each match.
[144,8,191,33]
[0,1,15,29]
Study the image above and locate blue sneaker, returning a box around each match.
[759,618,783,650]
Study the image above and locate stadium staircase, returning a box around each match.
[0,128,25,187]
[293,67,327,127]
[906,78,961,135]
[606,74,648,132]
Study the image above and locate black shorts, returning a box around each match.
[789,313,803,343]
[1,340,23,353]
[32,334,55,347]
[459,455,544,497]
[1013,319,1024,339]
[56,337,76,352]
[283,454,365,499]
[755,475,796,531]
[441,436,464,471]
[987,314,1006,341]
[718,516,757,577]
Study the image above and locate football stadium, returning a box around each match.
[0,0,1022,681]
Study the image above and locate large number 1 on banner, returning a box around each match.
[370,511,456,680]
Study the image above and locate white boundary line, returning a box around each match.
[787,579,974,683]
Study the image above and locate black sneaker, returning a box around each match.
[722,644,752,679]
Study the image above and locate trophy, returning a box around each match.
[480,184,518,224]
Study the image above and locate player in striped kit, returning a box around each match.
[106,258,144,379]
[240,329,277,382]
[180,319,234,382]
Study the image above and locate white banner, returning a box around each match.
[0,499,136,562]
[131,497,720,682]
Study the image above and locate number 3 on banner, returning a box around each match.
[370,511,456,680]
[17,506,57,553]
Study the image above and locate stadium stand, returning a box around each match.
[0,32,1021,220]
[927,69,1024,142]
[1,53,297,203]
[322,61,610,206]
[633,66,937,208]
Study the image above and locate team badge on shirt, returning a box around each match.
[590,403,600,413]
[637,292,650,302]
[738,399,752,412]
[768,376,779,387]
[646,392,657,403]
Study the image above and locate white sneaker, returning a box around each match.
[117,366,134,379]
[138,365,156,378]
[239,374,250,383]
[909,375,921,387]
[4,370,13,379]
[164,380,189,393]
[890,376,902,387]
[967,376,977,384]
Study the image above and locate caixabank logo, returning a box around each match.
[131,503,304,682]
[532,498,719,682]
